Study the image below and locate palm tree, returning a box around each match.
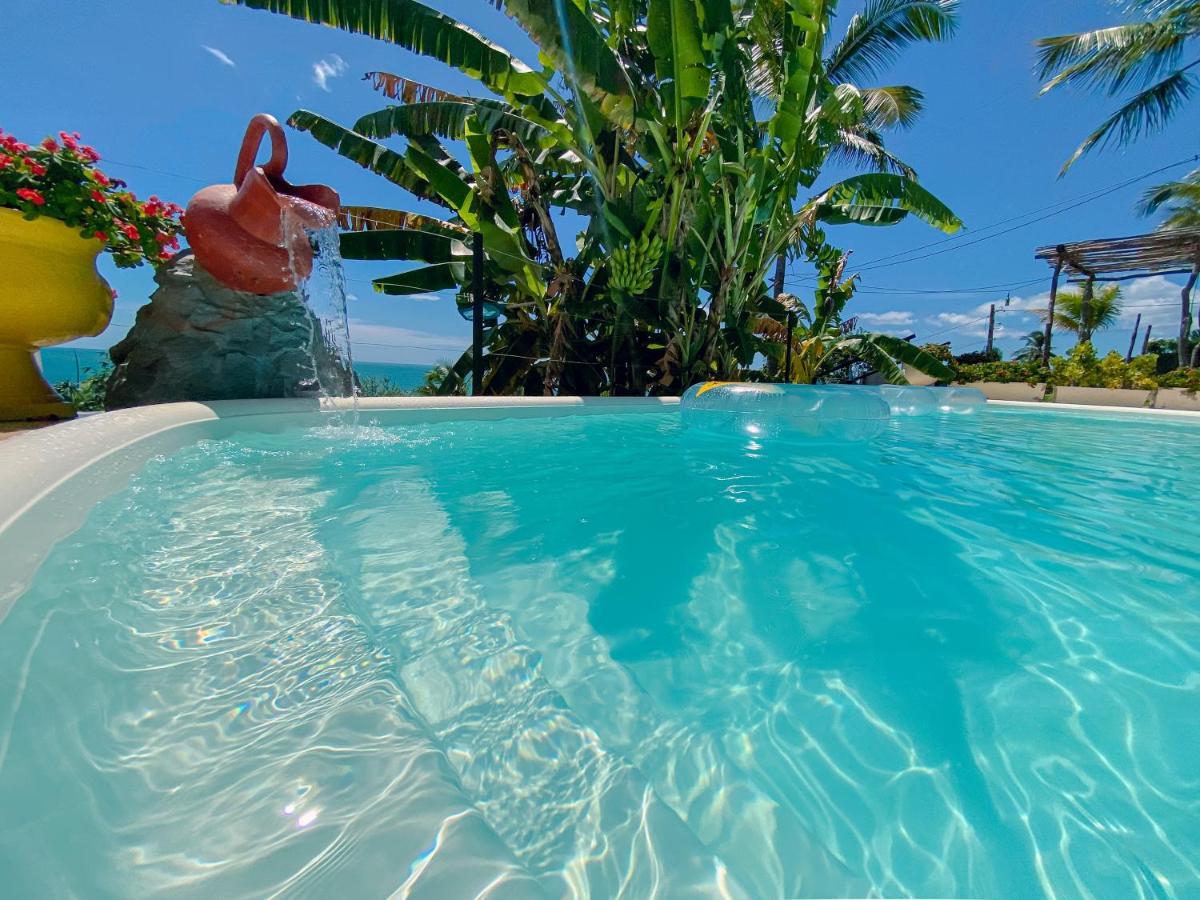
[1012,330,1045,361]
[1036,1,1200,173]
[1138,167,1200,229]
[1035,284,1123,344]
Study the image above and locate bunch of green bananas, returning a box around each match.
[609,232,665,294]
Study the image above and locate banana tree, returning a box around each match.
[226,0,963,395]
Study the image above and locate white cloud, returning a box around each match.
[347,319,467,364]
[201,45,236,67]
[312,54,348,91]
[857,310,915,326]
[406,292,445,302]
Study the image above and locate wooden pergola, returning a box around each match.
[1035,228,1200,367]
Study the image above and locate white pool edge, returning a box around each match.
[0,397,678,617]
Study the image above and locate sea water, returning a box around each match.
[0,407,1197,897]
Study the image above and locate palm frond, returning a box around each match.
[825,0,958,84]
[227,0,546,98]
[860,85,925,129]
[362,71,462,103]
[1059,67,1196,172]
[337,206,469,236]
[830,126,918,177]
[1037,17,1193,96]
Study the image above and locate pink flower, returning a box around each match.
[109,287,118,300]
[80,146,100,162]
[58,131,79,151]
[41,137,57,152]
[16,188,45,206]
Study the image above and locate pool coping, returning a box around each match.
[0,397,678,617]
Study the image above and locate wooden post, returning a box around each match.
[472,231,485,396]
[1180,261,1200,369]
[985,303,996,356]
[1042,255,1063,366]
[1126,313,1142,362]
[784,312,795,383]
[1142,323,1153,355]
[1079,276,1095,345]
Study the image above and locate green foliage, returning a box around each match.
[1037,2,1200,172]
[1050,343,1160,390]
[355,363,467,397]
[231,0,962,395]
[355,375,409,397]
[953,348,1000,365]
[956,343,1162,390]
[919,342,953,363]
[1157,367,1200,392]
[53,361,112,412]
[953,358,1050,386]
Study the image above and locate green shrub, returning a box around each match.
[1157,367,1200,392]
[952,359,1050,385]
[53,361,111,412]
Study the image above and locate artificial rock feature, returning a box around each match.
[106,250,351,409]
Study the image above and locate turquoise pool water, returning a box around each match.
[1,407,1197,897]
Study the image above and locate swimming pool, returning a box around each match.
[0,399,1197,897]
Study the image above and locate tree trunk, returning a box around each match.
[1180,263,1199,369]
[1042,259,1063,366]
[1079,277,1094,345]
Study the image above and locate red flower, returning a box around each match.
[41,137,58,152]
[157,250,172,261]
[80,146,100,162]
[91,170,110,186]
[16,188,45,206]
[0,155,11,169]
[94,230,108,241]
[58,131,79,151]
[27,162,47,176]
[121,223,140,240]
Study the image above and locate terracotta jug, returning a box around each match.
[183,114,340,295]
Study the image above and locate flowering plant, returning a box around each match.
[0,129,183,269]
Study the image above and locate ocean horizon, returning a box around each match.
[39,348,438,393]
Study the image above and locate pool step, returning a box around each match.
[335,473,747,898]
[0,462,541,898]
[450,553,864,899]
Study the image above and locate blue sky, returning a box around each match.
[7,0,1197,364]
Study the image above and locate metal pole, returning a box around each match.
[1142,323,1153,355]
[784,311,795,383]
[1042,256,1063,366]
[472,231,485,396]
[985,304,996,356]
[1126,313,1142,362]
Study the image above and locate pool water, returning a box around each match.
[1,407,1197,897]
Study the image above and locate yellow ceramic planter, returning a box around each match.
[0,207,113,420]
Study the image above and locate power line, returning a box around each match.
[849,154,1200,274]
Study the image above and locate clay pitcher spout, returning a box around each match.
[183,114,340,295]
